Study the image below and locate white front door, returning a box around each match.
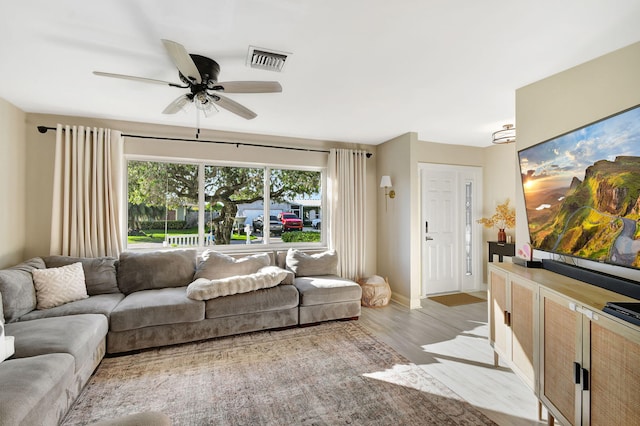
[420,164,482,296]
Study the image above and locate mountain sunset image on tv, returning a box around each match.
[518,105,640,270]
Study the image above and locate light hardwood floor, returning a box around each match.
[358,293,547,426]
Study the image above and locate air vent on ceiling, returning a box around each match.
[246,46,290,72]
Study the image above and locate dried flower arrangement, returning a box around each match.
[477,199,516,230]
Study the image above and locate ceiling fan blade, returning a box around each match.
[93,71,180,87]
[211,93,257,120]
[161,39,201,84]
[211,81,282,93]
[162,94,192,114]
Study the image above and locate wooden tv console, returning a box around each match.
[487,262,640,426]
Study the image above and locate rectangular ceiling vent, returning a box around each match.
[246,46,290,72]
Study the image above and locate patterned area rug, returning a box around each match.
[63,321,496,425]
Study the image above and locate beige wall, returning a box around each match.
[376,133,414,306]
[515,41,640,281]
[376,132,489,308]
[23,113,378,276]
[480,143,518,280]
[0,98,27,268]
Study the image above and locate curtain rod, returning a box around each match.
[37,126,373,158]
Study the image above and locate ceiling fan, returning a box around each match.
[94,39,282,120]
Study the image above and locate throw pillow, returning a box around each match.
[0,257,45,322]
[117,249,197,295]
[187,265,289,300]
[194,250,271,281]
[32,262,89,310]
[43,255,119,295]
[286,249,338,277]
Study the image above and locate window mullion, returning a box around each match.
[263,167,271,244]
[198,163,205,247]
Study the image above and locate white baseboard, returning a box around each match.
[391,293,422,309]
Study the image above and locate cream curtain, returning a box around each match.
[50,124,124,257]
[327,148,367,280]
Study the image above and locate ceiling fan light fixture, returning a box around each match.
[194,92,218,116]
[492,124,516,144]
[246,46,290,72]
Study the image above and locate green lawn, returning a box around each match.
[128,228,256,244]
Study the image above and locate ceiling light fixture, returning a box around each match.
[492,124,516,144]
[194,92,219,116]
[192,94,219,139]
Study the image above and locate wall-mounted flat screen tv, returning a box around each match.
[518,104,640,271]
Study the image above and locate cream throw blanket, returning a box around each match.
[187,266,290,301]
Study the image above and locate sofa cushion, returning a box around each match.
[117,249,197,295]
[0,257,45,322]
[294,275,362,306]
[5,314,108,373]
[19,293,125,322]
[0,353,76,426]
[286,249,338,277]
[187,266,290,301]
[205,284,299,319]
[110,287,204,332]
[194,250,271,280]
[32,262,89,309]
[44,255,119,295]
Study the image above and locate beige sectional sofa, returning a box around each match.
[277,249,362,324]
[0,248,362,425]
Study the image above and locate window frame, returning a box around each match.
[124,154,327,253]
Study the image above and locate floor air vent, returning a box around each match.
[246,46,290,72]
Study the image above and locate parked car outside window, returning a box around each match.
[278,212,303,231]
[252,215,283,236]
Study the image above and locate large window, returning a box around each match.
[126,159,323,250]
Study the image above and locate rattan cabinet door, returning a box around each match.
[539,289,581,426]
[488,266,509,364]
[587,314,640,426]
[509,276,536,390]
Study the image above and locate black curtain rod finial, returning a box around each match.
[37,126,49,134]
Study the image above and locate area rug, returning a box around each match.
[429,293,486,307]
[62,321,495,425]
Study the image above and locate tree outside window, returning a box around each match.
[127,159,323,248]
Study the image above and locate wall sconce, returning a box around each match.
[380,175,395,211]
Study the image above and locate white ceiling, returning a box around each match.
[1,1,639,147]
